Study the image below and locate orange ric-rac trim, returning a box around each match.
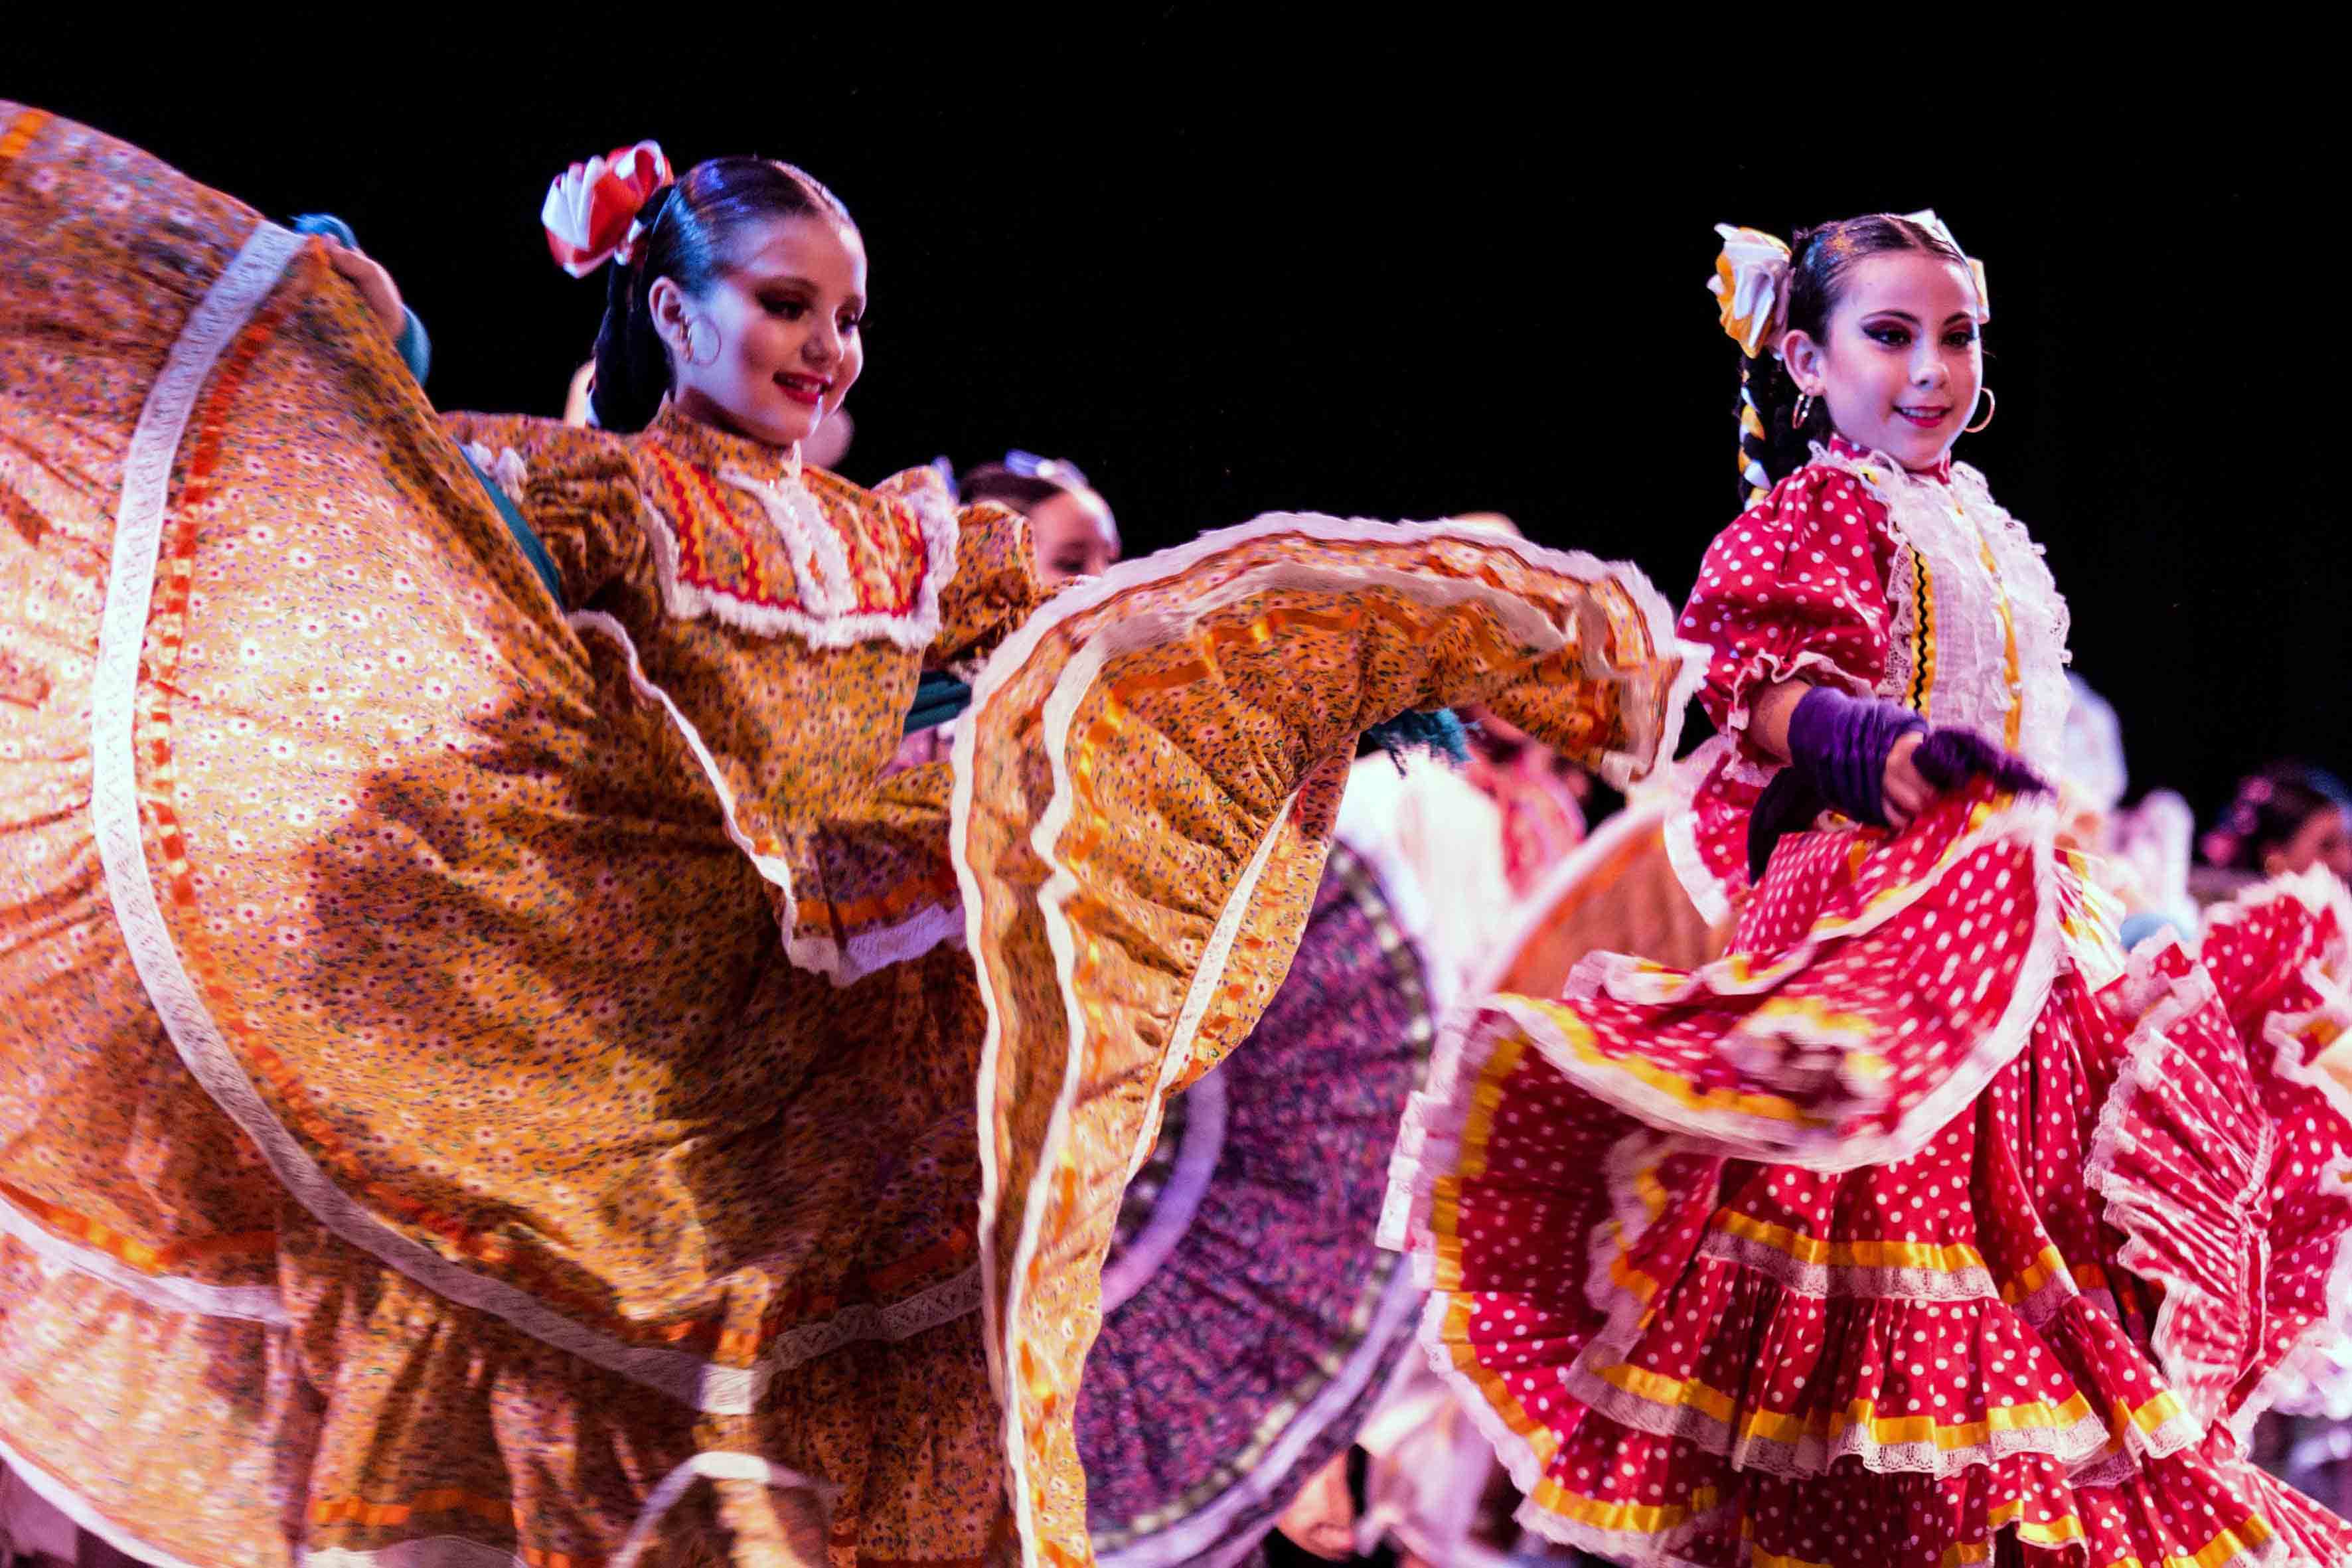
[0,108,51,173]
[0,1180,272,1271]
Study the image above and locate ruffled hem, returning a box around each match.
[1712,646,1877,753]
[1406,780,2064,1175]
[1663,736,1743,930]
[2082,941,2270,1441]
[0,1233,314,1568]
[2197,868,2352,1433]
[272,1216,1000,1568]
[1084,836,1440,1568]
[569,609,966,987]
[1380,793,2352,1563]
[1391,1025,2198,1489]
[1091,1269,1421,1568]
[951,512,1695,1568]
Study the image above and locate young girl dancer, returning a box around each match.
[0,110,1695,1568]
[1389,213,2352,1567]
[2203,763,2352,889]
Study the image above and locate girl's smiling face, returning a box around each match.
[654,212,866,449]
[1782,250,1984,473]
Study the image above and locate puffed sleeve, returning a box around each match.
[442,412,651,608]
[1678,464,1899,757]
[869,467,1050,670]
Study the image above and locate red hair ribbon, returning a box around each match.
[542,141,672,278]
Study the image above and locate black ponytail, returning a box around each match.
[588,158,854,433]
[591,185,680,433]
[1730,214,1968,510]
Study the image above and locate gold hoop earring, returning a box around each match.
[679,317,717,368]
[1964,386,1996,434]
[1791,391,1818,430]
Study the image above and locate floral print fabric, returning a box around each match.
[0,104,1700,1568]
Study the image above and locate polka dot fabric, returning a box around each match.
[2193,868,2352,1427]
[1386,450,2352,1564]
[1685,459,1899,748]
[1672,453,1902,919]
[1669,439,2072,931]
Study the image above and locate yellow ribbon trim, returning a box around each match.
[1510,1003,1824,1128]
[1750,993,1881,1044]
[1968,518,2026,751]
[1713,1207,1992,1275]
[1593,1356,2095,1452]
[1529,1481,1721,1537]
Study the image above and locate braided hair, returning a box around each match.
[591,157,854,433]
[1733,214,1969,510]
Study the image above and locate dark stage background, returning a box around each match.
[8,34,2335,825]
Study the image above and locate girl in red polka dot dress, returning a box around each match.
[1384,213,2352,1568]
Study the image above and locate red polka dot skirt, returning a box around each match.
[1387,783,2352,1567]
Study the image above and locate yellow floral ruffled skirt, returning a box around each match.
[0,102,1695,1567]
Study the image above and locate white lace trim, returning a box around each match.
[1560,1352,2115,1480]
[1718,647,1875,747]
[2007,1264,2098,1334]
[1508,1491,1741,1568]
[1689,1225,2003,1304]
[1,1432,200,1568]
[1882,523,1924,712]
[0,1192,287,1325]
[1097,1069,1229,1316]
[2080,943,2249,1454]
[568,610,959,985]
[1660,739,1739,929]
[609,1450,836,1568]
[291,1452,840,1568]
[639,465,958,653]
[954,512,1693,1568]
[1812,445,2072,773]
[752,1264,983,1383]
[89,230,959,1421]
[2207,868,2352,1435]
[1094,1261,1424,1568]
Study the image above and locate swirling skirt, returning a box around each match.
[1388,777,2352,1568]
[0,103,1697,1567]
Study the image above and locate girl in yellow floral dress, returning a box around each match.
[0,110,1697,1568]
